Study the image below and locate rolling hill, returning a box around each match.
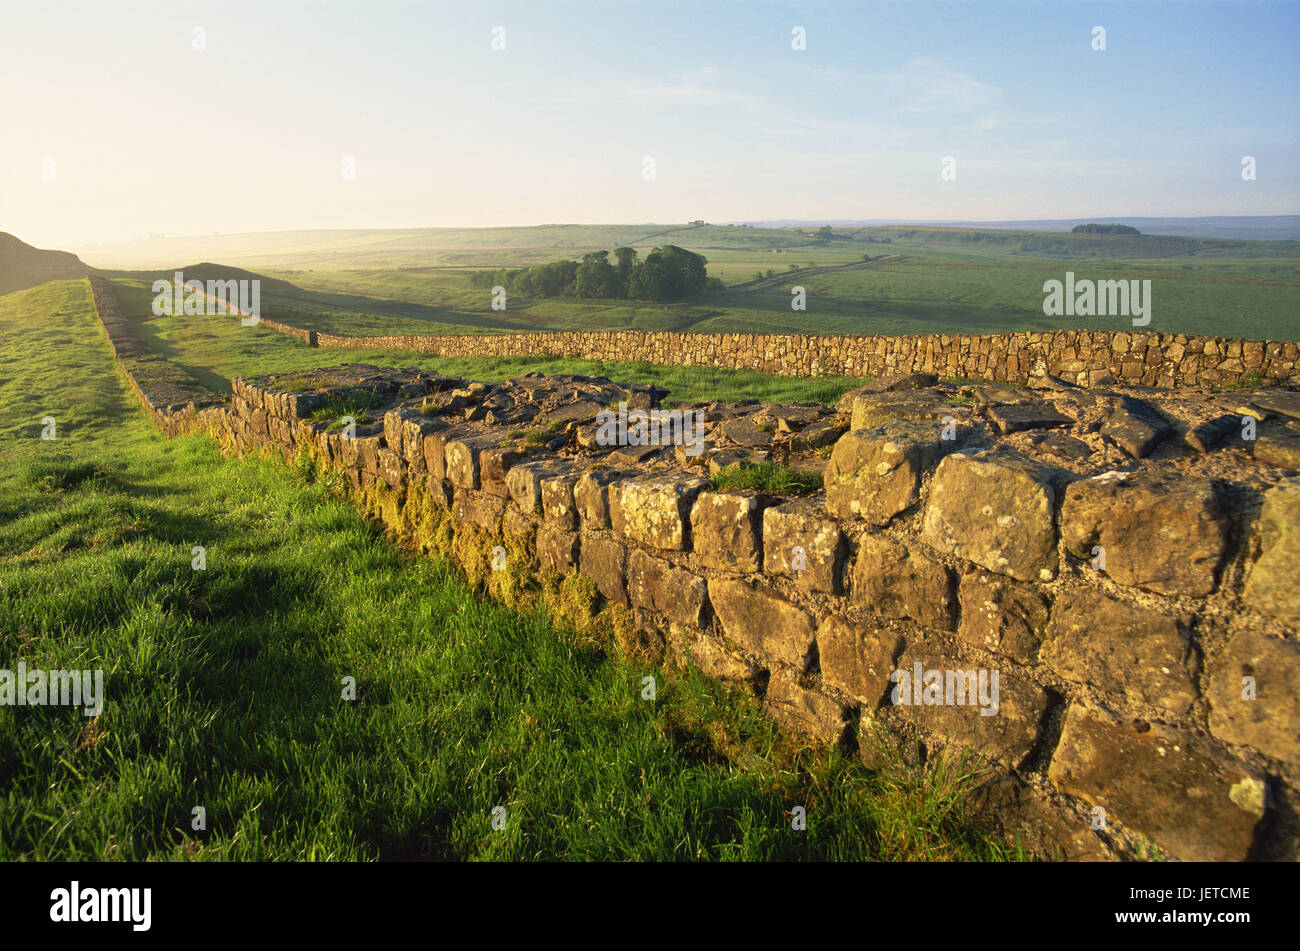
[0,232,94,294]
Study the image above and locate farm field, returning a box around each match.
[91,224,1300,342]
[0,279,1025,861]
[108,279,866,407]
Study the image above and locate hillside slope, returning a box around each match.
[0,232,93,294]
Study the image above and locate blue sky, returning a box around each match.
[2,0,1297,247]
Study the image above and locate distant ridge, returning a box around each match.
[738,216,1300,242]
[0,232,94,295]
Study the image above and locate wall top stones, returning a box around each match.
[271,319,1300,389]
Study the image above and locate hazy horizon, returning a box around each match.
[6,0,1298,249]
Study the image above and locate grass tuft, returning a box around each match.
[709,461,823,495]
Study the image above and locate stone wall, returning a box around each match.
[88,278,1300,861]
[87,276,228,436]
[258,318,1300,389]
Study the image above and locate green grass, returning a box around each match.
[101,222,1300,343]
[106,279,869,407]
[710,462,823,495]
[0,280,1026,861]
[308,393,384,426]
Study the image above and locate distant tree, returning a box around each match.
[612,246,638,295]
[628,245,708,301]
[575,250,620,298]
[1072,223,1140,235]
[815,225,835,244]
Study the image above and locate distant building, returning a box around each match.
[688,219,707,226]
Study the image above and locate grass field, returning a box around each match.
[86,224,1300,343]
[108,278,868,407]
[0,279,1027,861]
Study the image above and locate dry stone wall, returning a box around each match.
[261,318,1300,389]
[88,278,1300,862]
[87,277,228,436]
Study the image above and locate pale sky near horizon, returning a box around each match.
[3,0,1297,250]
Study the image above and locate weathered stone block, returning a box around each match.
[1101,396,1173,458]
[479,446,521,498]
[354,435,381,474]
[957,571,1049,664]
[764,668,850,745]
[1041,589,1196,715]
[964,773,1112,862]
[536,523,579,575]
[1048,706,1266,862]
[708,579,815,670]
[377,448,404,489]
[541,473,580,529]
[452,490,506,535]
[401,416,443,473]
[616,477,705,551]
[423,430,448,481]
[922,451,1057,583]
[791,420,846,451]
[835,373,937,413]
[762,499,845,594]
[817,615,903,706]
[1061,469,1229,597]
[502,506,534,546]
[382,408,406,455]
[506,463,553,515]
[574,468,621,529]
[850,391,953,428]
[888,651,1050,769]
[1253,428,1300,470]
[988,403,1072,435]
[579,532,627,605]
[444,434,495,490]
[850,534,955,630]
[425,477,452,510]
[683,635,757,682]
[626,549,707,628]
[1242,476,1300,627]
[824,420,942,525]
[1208,630,1300,766]
[690,491,765,572]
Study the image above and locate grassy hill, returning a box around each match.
[0,232,93,295]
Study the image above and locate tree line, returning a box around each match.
[470,245,716,301]
[1071,224,1141,235]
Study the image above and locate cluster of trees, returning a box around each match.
[1072,224,1141,235]
[470,245,714,301]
